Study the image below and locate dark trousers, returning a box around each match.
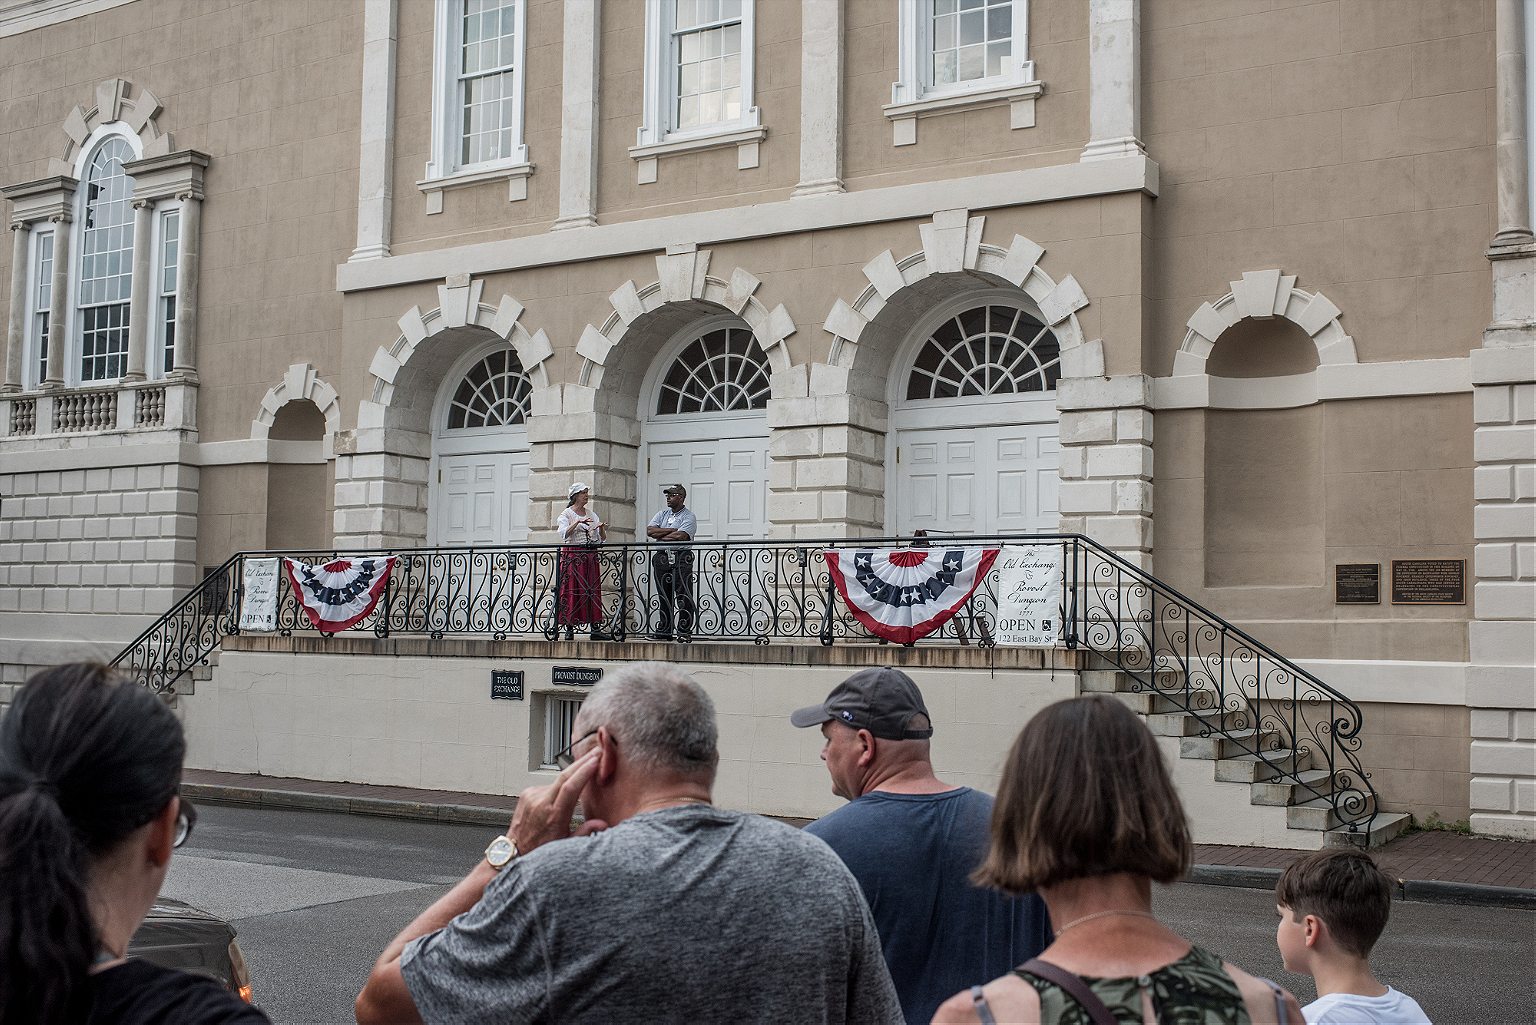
[651,549,694,635]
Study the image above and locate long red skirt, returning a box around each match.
[557,546,603,625]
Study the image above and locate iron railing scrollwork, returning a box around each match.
[110,535,1377,835]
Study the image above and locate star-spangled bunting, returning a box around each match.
[823,547,1000,645]
[283,556,397,634]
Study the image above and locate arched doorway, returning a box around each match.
[638,317,772,539]
[428,346,533,545]
[888,291,1061,536]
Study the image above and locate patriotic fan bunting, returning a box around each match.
[824,547,1000,645]
[283,556,397,634]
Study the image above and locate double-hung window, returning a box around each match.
[632,0,763,180]
[423,0,530,208]
[157,208,179,377]
[26,229,53,389]
[887,0,1042,146]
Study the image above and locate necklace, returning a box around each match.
[1054,909,1159,934]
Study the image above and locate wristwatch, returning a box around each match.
[485,834,519,870]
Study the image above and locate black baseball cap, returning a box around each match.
[790,667,934,741]
[662,483,686,495]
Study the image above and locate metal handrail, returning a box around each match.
[109,534,1378,835]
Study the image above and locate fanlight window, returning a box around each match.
[77,137,137,382]
[655,326,771,415]
[906,304,1060,401]
[445,349,532,429]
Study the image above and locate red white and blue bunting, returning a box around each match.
[283,556,397,634]
[824,547,1000,645]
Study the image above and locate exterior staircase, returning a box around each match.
[112,535,1403,847]
[1081,663,1410,849]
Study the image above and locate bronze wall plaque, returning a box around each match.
[1335,563,1380,604]
[1390,559,1466,605]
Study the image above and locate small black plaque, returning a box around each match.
[552,665,603,687]
[1391,559,1466,605]
[1334,563,1380,605]
[491,670,524,701]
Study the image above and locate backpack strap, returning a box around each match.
[969,985,999,1025]
[1255,977,1290,1025]
[1017,959,1120,1025]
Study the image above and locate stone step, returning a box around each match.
[1287,793,1378,832]
[1324,812,1412,850]
[1213,749,1313,783]
[1249,768,1340,807]
[1180,728,1280,761]
[1144,709,1245,737]
[1079,669,1125,693]
[1109,690,1189,716]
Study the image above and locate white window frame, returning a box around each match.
[885,0,1043,146]
[67,125,141,387]
[630,0,766,182]
[540,694,585,770]
[152,204,182,380]
[420,0,532,211]
[22,226,55,391]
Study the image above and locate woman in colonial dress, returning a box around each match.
[555,483,608,639]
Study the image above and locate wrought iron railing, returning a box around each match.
[110,534,1377,834]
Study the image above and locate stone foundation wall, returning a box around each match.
[0,454,199,682]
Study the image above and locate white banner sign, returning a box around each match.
[238,558,281,633]
[994,545,1065,648]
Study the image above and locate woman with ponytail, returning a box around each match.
[0,663,269,1025]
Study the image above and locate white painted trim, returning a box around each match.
[427,341,533,545]
[426,0,531,184]
[0,0,135,39]
[883,78,1044,121]
[1152,358,1473,410]
[337,155,1159,293]
[893,0,1036,106]
[20,226,53,390]
[887,286,1061,430]
[637,0,761,149]
[628,124,768,161]
[417,162,534,212]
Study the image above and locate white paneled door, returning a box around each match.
[432,449,530,545]
[894,425,1059,536]
[643,435,768,540]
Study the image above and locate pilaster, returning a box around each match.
[554,0,602,229]
[793,0,844,197]
[763,364,884,539]
[3,224,26,393]
[350,0,399,260]
[1080,0,1144,162]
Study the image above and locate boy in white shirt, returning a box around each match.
[1275,848,1431,1024]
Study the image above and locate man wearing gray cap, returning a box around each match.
[646,484,697,641]
[792,667,1051,1025]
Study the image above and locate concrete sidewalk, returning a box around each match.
[181,768,1535,910]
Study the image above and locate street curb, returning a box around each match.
[182,783,512,828]
[1185,864,1536,910]
[186,785,1536,911]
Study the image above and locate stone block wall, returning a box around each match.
[1468,342,1536,839]
[0,455,199,684]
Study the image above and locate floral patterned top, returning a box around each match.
[1016,945,1252,1025]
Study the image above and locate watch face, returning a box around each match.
[485,835,516,868]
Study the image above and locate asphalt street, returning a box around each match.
[165,804,1535,1025]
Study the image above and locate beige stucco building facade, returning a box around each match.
[1,0,1532,840]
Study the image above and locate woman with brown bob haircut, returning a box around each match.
[934,695,1303,1025]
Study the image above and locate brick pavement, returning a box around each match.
[184,769,1532,891]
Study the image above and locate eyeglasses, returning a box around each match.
[553,728,600,770]
[173,797,198,849]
